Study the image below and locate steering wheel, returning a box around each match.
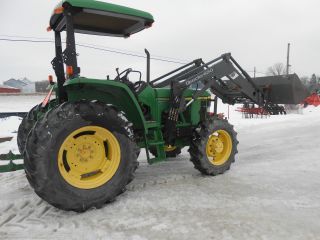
[115,68,146,93]
[115,68,132,82]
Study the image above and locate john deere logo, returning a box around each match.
[186,68,214,85]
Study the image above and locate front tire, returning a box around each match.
[24,101,138,212]
[189,118,238,175]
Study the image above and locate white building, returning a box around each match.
[3,78,36,93]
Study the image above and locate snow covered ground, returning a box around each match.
[0,95,320,240]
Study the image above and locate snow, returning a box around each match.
[0,117,20,156]
[0,96,320,239]
[0,95,44,112]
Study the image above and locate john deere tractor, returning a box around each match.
[16,0,308,212]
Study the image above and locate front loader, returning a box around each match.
[10,0,309,212]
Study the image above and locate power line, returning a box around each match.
[0,38,53,43]
[0,34,188,64]
[76,43,188,64]
[0,36,267,75]
[0,34,188,62]
[0,34,53,40]
[0,38,187,65]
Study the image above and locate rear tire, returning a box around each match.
[17,105,39,154]
[189,118,238,175]
[17,100,57,154]
[24,101,138,212]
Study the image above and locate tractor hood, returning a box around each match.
[49,0,154,37]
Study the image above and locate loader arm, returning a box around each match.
[153,53,265,145]
[153,53,264,106]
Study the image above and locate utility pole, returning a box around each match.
[254,66,256,79]
[286,43,291,75]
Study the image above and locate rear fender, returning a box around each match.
[64,78,147,131]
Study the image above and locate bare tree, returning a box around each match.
[300,76,309,86]
[266,63,286,76]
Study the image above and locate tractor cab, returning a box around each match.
[48,0,154,101]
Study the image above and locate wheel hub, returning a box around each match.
[76,142,94,162]
[58,126,121,189]
[206,130,232,166]
[74,136,102,164]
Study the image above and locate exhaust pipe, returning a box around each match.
[145,49,150,84]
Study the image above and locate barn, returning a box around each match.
[3,78,35,93]
[0,85,21,93]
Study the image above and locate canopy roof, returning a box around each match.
[50,0,154,37]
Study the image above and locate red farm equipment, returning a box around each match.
[303,92,320,107]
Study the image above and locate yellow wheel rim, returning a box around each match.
[206,130,232,166]
[58,126,121,189]
[164,145,177,152]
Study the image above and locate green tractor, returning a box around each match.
[16,0,308,212]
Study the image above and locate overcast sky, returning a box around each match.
[0,0,319,83]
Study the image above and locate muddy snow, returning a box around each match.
[0,96,320,240]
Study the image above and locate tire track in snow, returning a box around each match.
[0,197,61,231]
[127,172,198,191]
[0,158,200,232]
[0,214,16,228]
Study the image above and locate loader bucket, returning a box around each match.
[253,74,310,104]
